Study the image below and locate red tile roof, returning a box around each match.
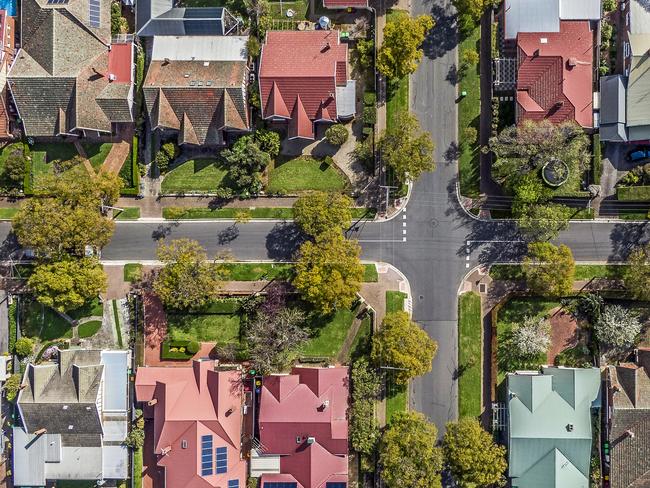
[135,360,246,488]
[108,42,133,84]
[322,0,368,8]
[258,367,349,488]
[259,31,348,138]
[516,20,594,128]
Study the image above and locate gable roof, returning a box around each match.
[136,0,239,37]
[322,0,368,8]
[259,30,351,138]
[507,367,601,487]
[135,360,246,487]
[258,367,349,488]
[515,20,594,128]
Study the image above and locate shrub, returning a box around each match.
[155,150,170,174]
[14,337,34,357]
[4,374,21,402]
[161,340,198,359]
[325,124,349,146]
[594,305,641,352]
[363,91,376,107]
[124,428,145,449]
[603,0,616,12]
[461,49,479,66]
[161,142,179,160]
[254,129,281,158]
[362,106,377,125]
[186,341,200,355]
[463,126,478,146]
[247,36,261,58]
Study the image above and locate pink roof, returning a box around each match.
[259,31,347,138]
[258,367,349,488]
[322,0,368,8]
[135,360,246,487]
[108,42,133,84]
[516,20,594,128]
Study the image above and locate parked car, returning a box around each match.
[626,148,650,162]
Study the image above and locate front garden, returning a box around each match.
[266,156,349,194]
[160,158,230,194]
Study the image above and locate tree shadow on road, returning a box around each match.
[265,222,307,261]
[610,222,650,261]
[421,2,459,60]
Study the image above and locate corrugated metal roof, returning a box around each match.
[101,350,128,412]
[627,45,650,132]
[630,0,650,35]
[336,80,356,118]
[152,35,248,62]
[559,0,601,20]
[504,0,560,39]
[600,75,626,125]
[12,427,46,486]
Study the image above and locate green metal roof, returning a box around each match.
[507,367,601,488]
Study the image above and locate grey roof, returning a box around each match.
[335,80,356,118]
[504,0,601,39]
[136,0,239,37]
[101,350,129,412]
[600,75,628,142]
[508,367,601,488]
[627,33,650,140]
[151,35,249,62]
[630,0,650,35]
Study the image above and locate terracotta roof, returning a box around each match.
[135,360,246,488]
[108,42,133,83]
[258,367,349,488]
[516,20,594,128]
[323,0,368,8]
[259,31,348,138]
[288,95,314,139]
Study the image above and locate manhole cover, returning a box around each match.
[430,218,439,228]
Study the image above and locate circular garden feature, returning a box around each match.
[541,158,570,187]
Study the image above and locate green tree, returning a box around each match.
[293,192,353,237]
[222,135,271,194]
[28,258,107,312]
[124,428,145,449]
[350,357,381,455]
[153,239,225,310]
[4,374,21,402]
[594,305,641,352]
[293,231,364,315]
[442,417,507,488]
[625,244,650,300]
[14,337,34,357]
[379,411,443,488]
[356,38,375,69]
[254,129,281,158]
[513,202,572,241]
[523,242,575,297]
[379,112,435,183]
[377,15,434,80]
[4,147,25,183]
[325,124,349,146]
[371,311,437,385]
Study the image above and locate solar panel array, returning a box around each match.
[215,446,228,474]
[201,435,213,476]
[88,0,100,27]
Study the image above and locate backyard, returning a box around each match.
[266,156,348,193]
[160,158,231,194]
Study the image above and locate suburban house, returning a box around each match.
[143,35,250,146]
[13,350,129,487]
[259,30,356,140]
[0,9,15,139]
[136,0,239,37]
[600,0,650,142]
[8,0,134,138]
[507,366,601,488]
[135,359,247,488]
[605,348,650,488]
[252,367,349,488]
[497,0,600,129]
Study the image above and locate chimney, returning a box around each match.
[148,399,158,406]
[321,400,330,410]
[626,429,635,439]
[108,73,116,82]
[566,423,574,432]
[567,57,577,68]
[34,428,47,436]
[161,446,172,455]
[612,384,621,393]
[163,57,170,65]
[306,437,315,445]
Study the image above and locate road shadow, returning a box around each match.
[218,225,239,245]
[265,222,307,260]
[460,216,525,264]
[0,232,19,260]
[610,222,650,261]
[151,222,180,241]
[422,3,458,60]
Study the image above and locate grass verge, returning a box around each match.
[458,292,482,418]
[124,263,143,282]
[386,290,407,313]
[115,207,140,220]
[163,206,376,220]
[0,207,18,220]
[490,264,629,281]
[133,446,143,488]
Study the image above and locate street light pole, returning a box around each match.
[378,185,397,217]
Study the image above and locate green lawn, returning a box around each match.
[22,300,73,341]
[29,143,90,189]
[78,320,102,338]
[134,446,143,488]
[458,292,482,418]
[386,75,408,131]
[345,316,372,363]
[124,263,143,282]
[363,264,378,283]
[458,25,481,198]
[82,143,112,170]
[162,206,377,220]
[167,313,241,343]
[268,0,308,19]
[302,309,355,358]
[0,207,18,220]
[386,290,407,313]
[161,159,230,194]
[68,298,104,320]
[490,264,629,281]
[386,379,407,423]
[267,157,348,193]
[221,263,293,281]
[115,207,140,220]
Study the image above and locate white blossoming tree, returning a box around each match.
[511,316,551,358]
[594,305,641,351]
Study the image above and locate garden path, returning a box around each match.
[100,140,130,174]
[547,307,579,365]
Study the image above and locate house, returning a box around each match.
[143,35,250,146]
[605,348,650,488]
[8,0,134,138]
[13,350,129,487]
[135,359,246,488]
[136,0,239,37]
[0,10,15,139]
[507,366,601,488]
[600,0,650,142]
[322,0,368,10]
[252,367,349,488]
[499,0,599,128]
[259,30,356,140]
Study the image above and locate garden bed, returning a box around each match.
[161,339,200,360]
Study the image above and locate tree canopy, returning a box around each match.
[523,242,575,297]
[442,417,507,488]
[350,357,381,455]
[594,304,641,352]
[293,231,364,315]
[379,112,435,183]
[28,258,107,312]
[379,411,443,488]
[625,244,650,300]
[377,15,434,81]
[153,239,225,310]
[222,135,271,195]
[293,192,353,237]
[509,316,551,359]
[371,311,437,384]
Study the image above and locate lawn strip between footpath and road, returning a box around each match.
[384,289,408,422]
[115,207,141,220]
[490,264,630,281]
[458,291,482,418]
[162,207,377,221]
[0,207,18,220]
[458,24,481,198]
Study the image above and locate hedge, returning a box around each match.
[617,186,650,201]
[23,148,33,195]
[120,135,140,196]
[592,134,602,184]
[161,339,200,360]
[8,301,16,354]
